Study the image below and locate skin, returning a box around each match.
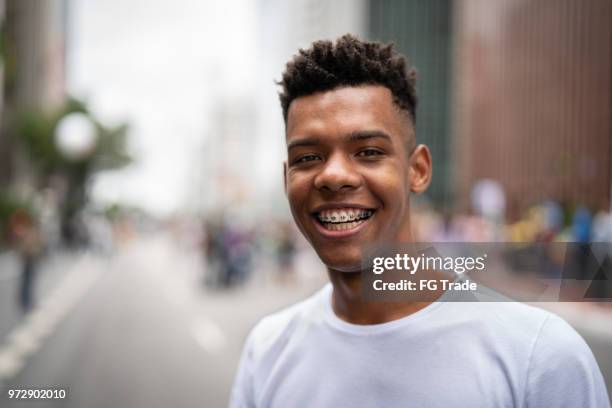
[284,85,435,324]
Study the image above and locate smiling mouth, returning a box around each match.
[315,208,375,231]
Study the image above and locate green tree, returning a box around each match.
[12,97,132,245]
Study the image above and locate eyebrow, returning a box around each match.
[287,137,321,151]
[287,129,393,151]
[348,130,393,143]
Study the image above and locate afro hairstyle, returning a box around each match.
[278,34,417,124]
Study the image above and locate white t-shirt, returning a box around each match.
[230,284,610,408]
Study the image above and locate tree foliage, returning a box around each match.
[14,97,131,181]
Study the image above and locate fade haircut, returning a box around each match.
[278,34,417,124]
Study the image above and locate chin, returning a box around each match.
[317,248,364,273]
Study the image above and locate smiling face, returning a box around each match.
[284,85,432,273]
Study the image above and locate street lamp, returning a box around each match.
[54,113,98,160]
[54,112,98,247]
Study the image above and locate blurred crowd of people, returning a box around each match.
[414,200,612,245]
[413,199,612,301]
[200,215,298,289]
[4,188,612,309]
[195,196,612,299]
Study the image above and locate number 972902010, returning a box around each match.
[7,388,67,400]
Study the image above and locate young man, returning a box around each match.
[230,35,610,407]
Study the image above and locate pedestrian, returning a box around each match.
[9,208,43,313]
[229,34,610,407]
[275,221,296,284]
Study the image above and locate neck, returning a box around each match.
[327,268,437,325]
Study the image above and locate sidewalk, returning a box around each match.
[0,250,85,342]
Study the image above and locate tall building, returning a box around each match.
[453,0,611,219]
[201,96,256,213]
[0,0,5,182]
[368,0,612,219]
[1,0,67,190]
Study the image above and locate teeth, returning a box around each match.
[317,209,373,223]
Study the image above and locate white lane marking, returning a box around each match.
[0,349,24,379]
[0,255,103,382]
[7,327,41,356]
[191,318,227,354]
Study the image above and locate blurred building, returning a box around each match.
[201,97,257,214]
[453,0,611,219]
[0,0,67,191]
[0,0,4,181]
[367,0,612,220]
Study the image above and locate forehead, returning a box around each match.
[286,85,409,140]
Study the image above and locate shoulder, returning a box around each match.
[476,301,591,359]
[438,300,582,362]
[529,311,597,370]
[443,298,552,340]
[523,311,610,407]
[444,301,609,406]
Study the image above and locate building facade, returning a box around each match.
[453,0,611,219]
[368,0,611,219]
[1,0,67,190]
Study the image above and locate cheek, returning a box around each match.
[285,176,313,241]
[286,174,310,212]
[364,166,408,205]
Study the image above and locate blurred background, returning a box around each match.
[0,0,610,406]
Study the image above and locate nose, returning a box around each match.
[313,152,362,192]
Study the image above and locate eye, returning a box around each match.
[293,154,321,165]
[357,148,384,158]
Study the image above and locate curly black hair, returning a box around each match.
[278,34,417,124]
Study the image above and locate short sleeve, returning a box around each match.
[229,332,256,408]
[524,314,610,408]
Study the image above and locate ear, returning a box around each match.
[283,161,288,196]
[408,144,432,194]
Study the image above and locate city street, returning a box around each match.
[0,0,610,407]
[0,235,326,408]
[0,235,611,407]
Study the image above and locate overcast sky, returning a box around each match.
[68,0,257,216]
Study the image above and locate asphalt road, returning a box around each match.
[0,236,326,408]
[0,235,610,407]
